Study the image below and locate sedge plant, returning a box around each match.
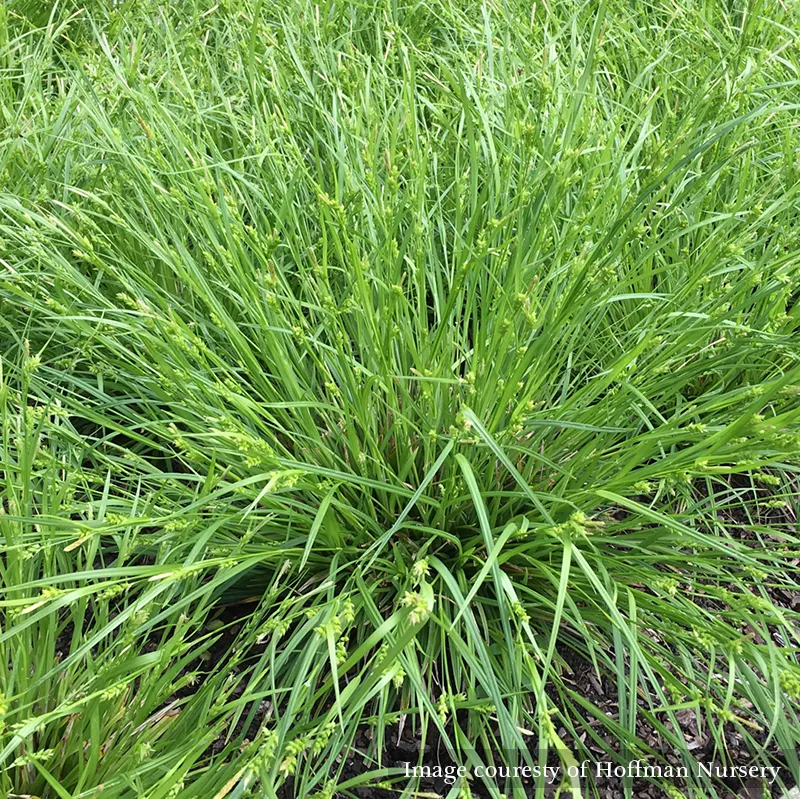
[1,0,800,797]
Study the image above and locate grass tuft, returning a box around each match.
[2,0,800,797]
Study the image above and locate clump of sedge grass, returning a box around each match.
[2,0,800,797]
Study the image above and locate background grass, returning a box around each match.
[2,0,800,797]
